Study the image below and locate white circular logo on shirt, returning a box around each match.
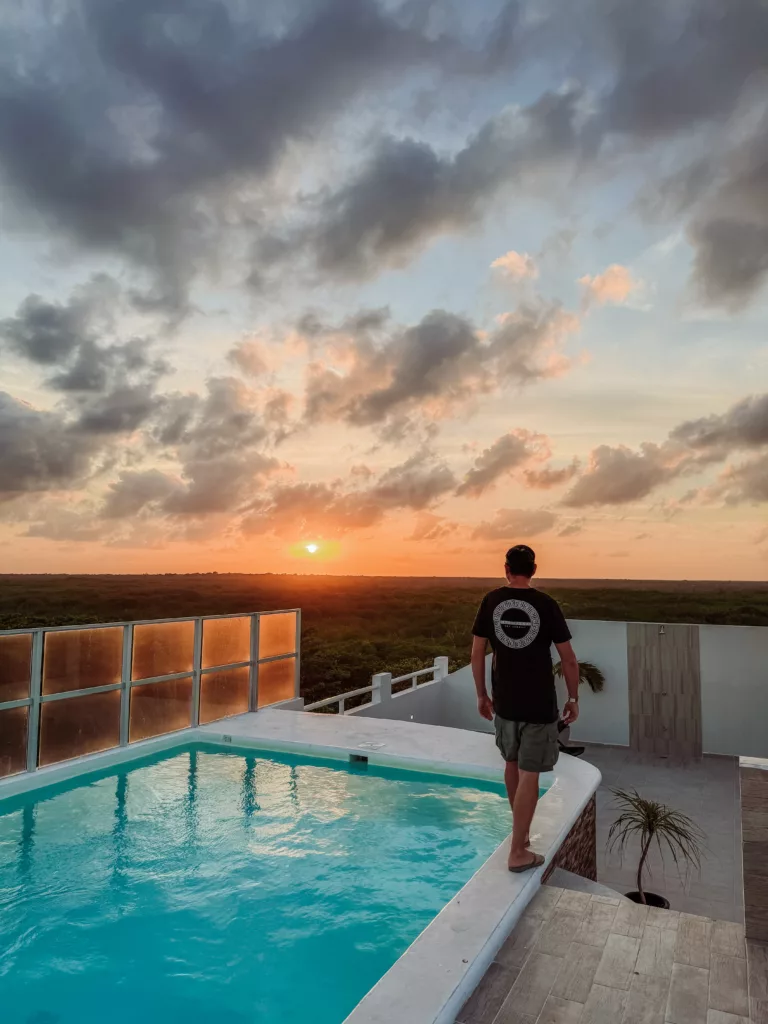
[493,599,541,649]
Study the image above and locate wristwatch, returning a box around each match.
[565,696,579,704]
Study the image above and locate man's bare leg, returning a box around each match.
[504,760,519,809]
[508,769,541,869]
[504,761,531,847]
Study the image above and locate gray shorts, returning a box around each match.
[494,716,559,773]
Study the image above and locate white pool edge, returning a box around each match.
[0,707,601,1024]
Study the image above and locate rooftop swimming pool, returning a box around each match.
[0,743,517,1024]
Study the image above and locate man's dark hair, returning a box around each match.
[505,544,536,577]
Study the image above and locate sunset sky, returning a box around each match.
[1,0,767,579]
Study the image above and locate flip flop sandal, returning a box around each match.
[508,852,545,873]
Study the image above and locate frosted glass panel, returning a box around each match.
[39,690,121,766]
[257,657,295,708]
[43,628,123,695]
[0,634,32,703]
[132,621,194,680]
[258,613,296,659]
[129,677,193,741]
[200,667,250,724]
[202,617,250,669]
[0,706,28,777]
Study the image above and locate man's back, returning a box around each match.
[472,585,571,723]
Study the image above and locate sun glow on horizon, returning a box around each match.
[305,543,319,554]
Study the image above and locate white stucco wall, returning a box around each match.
[351,619,768,757]
[700,624,768,757]
[554,619,630,747]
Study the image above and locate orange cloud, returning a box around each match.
[490,250,538,280]
[579,264,637,307]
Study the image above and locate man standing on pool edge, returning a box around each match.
[471,545,581,873]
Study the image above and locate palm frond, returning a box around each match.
[607,788,706,889]
[553,660,606,693]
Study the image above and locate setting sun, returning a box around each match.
[305,544,319,554]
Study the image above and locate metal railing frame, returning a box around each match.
[0,609,301,779]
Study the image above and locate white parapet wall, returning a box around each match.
[351,618,768,758]
[700,624,768,758]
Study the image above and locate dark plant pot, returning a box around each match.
[625,891,670,909]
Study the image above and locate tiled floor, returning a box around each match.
[580,744,743,923]
[456,885,753,1024]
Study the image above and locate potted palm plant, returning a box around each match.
[607,789,706,908]
[553,659,605,692]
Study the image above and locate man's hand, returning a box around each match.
[562,699,579,726]
[477,694,494,721]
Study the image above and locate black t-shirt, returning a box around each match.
[472,586,572,724]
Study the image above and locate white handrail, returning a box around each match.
[304,656,449,714]
[304,685,374,713]
[390,666,437,684]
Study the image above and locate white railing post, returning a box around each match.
[339,697,346,714]
[371,672,392,705]
[433,656,449,681]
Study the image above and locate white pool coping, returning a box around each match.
[0,707,601,1024]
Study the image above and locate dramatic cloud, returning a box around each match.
[0,393,100,503]
[227,340,270,379]
[578,265,636,307]
[490,250,538,280]
[717,454,768,504]
[557,519,584,537]
[670,394,768,451]
[256,86,594,281]
[303,301,578,429]
[524,459,580,489]
[0,275,118,366]
[0,0,518,305]
[563,443,687,507]
[408,513,458,542]
[457,430,549,497]
[564,392,768,507]
[242,451,455,538]
[472,507,558,541]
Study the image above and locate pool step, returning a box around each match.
[545,867,632,902]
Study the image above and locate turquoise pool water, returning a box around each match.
[0,745,513,1024]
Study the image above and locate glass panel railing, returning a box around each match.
[0,706,29,778]
[39,691,121,766]
[0,609,300,779]
[202,617,250,669]
[132,621,195,680]
[257,657,296,708]
[0,634,32,703]
[43,627,123,695]
[200,667,250,724]
[258,613,297,659]
[129,678,194,742]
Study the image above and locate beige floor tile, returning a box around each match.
[538,995,585,1024]
[622,973,668,1024]
[665,963,709,1024]
[577,900,619,948]
[636,924,676,978]
[707,955,748,1018]
[550,942,604,1003]
[594,933,641,990]
[536,909,586,958]
[591,894,621,906]
[647,908,680,930]
[579,983,628,1024]
[497,952,563,1020]
[525,886,563,922]
[496,916,544,970]
[705,1012,749,1024]
[456,962,519,1024]
[675,915,713,969]
[557,890,593,914]
[613,901,650,938]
